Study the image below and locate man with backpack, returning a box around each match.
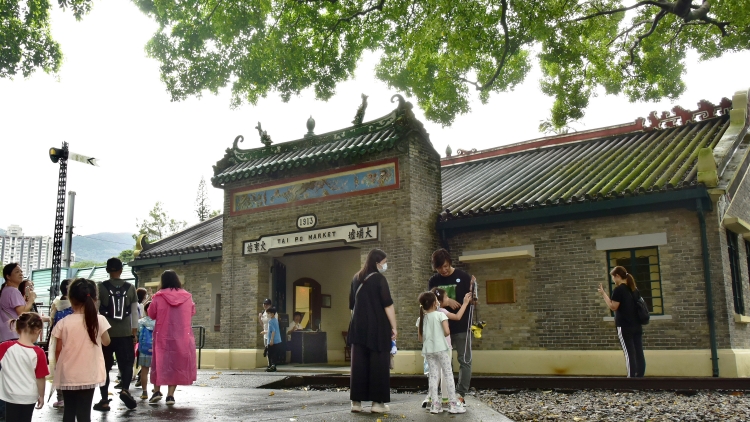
[94,258,139,411]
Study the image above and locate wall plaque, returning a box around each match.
[230,158,399,216]
[297,214,317,229]
[243,223,379,255]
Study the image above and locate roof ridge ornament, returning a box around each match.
[644,97,732,131]
[390,94,406,109]
[255,122,273,147]
[352,94,368,126]
[305,116,316,138]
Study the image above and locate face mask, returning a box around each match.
[378,263,388,273]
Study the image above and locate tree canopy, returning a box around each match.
[132,0,749,128]
[195,176,211,222]
[1,0,92,78]
[134,202,187,242]
[4,1,748,128]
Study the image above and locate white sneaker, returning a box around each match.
[421,396,430,408]
[449,402,466,414]
[371,402,390,413]
[351,401,362,413]
[430,401,443,414]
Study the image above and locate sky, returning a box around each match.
[1,0,749,246]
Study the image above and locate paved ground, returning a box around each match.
[29,370,511,421]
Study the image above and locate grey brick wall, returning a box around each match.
[722,167,750,349]
[135,261,223,349]
[445,206,733,351]
[219,133,442,351]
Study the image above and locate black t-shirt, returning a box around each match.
[347,272,394,352]
[428,268,473,334]
[611,284,639,327]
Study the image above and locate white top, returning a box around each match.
[0,341,49,404]
[416,311,450,355]
[288,322,302,333]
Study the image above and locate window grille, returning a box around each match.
[607,247,664,314]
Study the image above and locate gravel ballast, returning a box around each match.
[476,389,750,421]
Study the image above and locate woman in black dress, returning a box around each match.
[347,249,397,414]
[598,265,646,377]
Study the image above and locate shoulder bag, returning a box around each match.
[632,289,650,325]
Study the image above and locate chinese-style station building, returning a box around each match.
[131,88,750,377]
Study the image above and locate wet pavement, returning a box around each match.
[30,370,511,421]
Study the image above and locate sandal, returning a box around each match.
[119,390,138,409]
[93,398,111,412]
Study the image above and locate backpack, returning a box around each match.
[139,325,153,354]
[99,280,132,320]
[632,289,650,325]
[54,307,74,324]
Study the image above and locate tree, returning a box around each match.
[1,0,93,79]
[118,249,135,263]
[132,0,748,129]
[72,260,105,268]
[209,209,222,218]
[135,202,188,242]
[195,176,211,222]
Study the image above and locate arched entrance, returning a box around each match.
[292,277,322,330]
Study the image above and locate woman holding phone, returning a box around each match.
[1,264,37,342]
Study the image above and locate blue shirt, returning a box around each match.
[267,317,282,344]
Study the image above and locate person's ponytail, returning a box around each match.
[418,304,424,339]
[611,266,637,292]
[83,292,99,344]
[626,273,637,292]
[69,278,100,345]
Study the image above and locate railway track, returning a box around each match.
[260,375,750,392]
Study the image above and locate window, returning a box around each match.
[214,294,221,332]
[728,233,745,314]
[607,247,664,314]
[486,279,516,304]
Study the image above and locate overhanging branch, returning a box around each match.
[459,0,513,92]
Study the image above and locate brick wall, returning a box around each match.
[445,206,733,351]
[219,133,442,351]
[722,165,750,348]
[135,260,223,349]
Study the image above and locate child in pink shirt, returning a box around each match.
[53,278,111,422]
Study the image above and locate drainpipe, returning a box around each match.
[697,198,720,377]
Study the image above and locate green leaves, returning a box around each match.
[140,0,747,129]
[4,0,747,130]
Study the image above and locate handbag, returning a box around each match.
[347,272,378,346]
[632,289,650,325]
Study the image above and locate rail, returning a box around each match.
[192,325,206,369]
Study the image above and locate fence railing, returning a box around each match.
[192,325,206,369]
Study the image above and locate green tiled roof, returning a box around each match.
[211,95,428,187]
[441,115,731,219]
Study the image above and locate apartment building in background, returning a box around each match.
[0,225,53,276]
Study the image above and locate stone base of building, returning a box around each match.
[195,348,750,377]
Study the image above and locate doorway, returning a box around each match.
[293,278,321,330]
[277,248,361,363]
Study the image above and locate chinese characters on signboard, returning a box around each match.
[243,223,379,255]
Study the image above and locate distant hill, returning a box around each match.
[71,232,135,263]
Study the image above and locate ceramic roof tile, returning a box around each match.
[441,115,730,219]
[210,96,426,187]
[137,215,224,259]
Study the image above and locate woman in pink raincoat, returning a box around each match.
[147,270,196,406]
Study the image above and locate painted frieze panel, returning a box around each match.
[230,158,399,215]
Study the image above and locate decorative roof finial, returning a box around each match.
[305,116,316,138]
[446,145,452,157]
[352,94,368,125]
[255,122,272,147]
